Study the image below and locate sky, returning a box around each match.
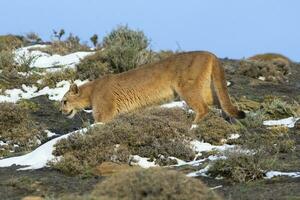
[0,0,299,61]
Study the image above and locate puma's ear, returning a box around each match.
[70,84,79,94]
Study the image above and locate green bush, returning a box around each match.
[237,59,290,83]
[51,107,195,175]
[38,68,76,89]
[208,149,275,183]
[91,168,221,200]
[31,33,90,55]
[261,96,300,119]
[101,25,151,73]
[0,50,15,71]
[0,102,45,157]
[0,35,23,51]
[75,27,175,80]
[191,112,241,145]
[75,51,111,80]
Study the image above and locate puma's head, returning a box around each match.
[61,84,88,119]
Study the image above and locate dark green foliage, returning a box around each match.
[101,25,150,73]
[75,51,111,80]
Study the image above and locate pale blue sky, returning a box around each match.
[1,0,299,61]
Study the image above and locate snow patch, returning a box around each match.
[0,141,9,146]
[161,101,194,113]
[130,155,157,168]
[187,165,210,177]
[0,127,88,170]
[190,124,198,130]
[258,76,266,81]
[161,101,187,109]
[14,45,94,69]
[0,79,88,103]
[263,117,300,128]
[265,171,300,179]
[45,130,57,138]
[228,134,240,140]
[190,140,234,153]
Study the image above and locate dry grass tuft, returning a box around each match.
[38,69,76,89]
[238,53,291,83]
[0,35,23,51]
[191,112,241,145]
[51,107,195,175]
[208,149,275,183]
[31,34,90,56]
[0,102,45,157]
[90,168,221,200]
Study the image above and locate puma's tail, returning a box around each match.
[211,58,246,119]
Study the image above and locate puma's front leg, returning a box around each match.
[92,103,117,123]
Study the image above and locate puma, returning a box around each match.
[61,51,245,123]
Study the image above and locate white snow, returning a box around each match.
[45,130,57,138]
[265,171,300,179]
[190,140,234,153]
[161,101,194,113]
[190,124,198,130]
[228,134,240,140]
[130,155,157,168]
[14,45,94,69]
[263,117,300,128]
[0,79,88,103]
[161,101,187,109]
[258,76,266,81]
[0,141,8,146]
[210,185,223,190]
[187,165,210,177]
[0,127,88,170]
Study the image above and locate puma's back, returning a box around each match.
[61,51,245,123]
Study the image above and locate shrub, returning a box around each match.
[101,25,151,73]
[0,49,15,71]
[237,56,291,83]
[0,48,39,73]
[0,103,45,157]
[75,51,111,80]
[248,53,291,64]
[0,69,42,91]
[261,96,300,119]
[231,125,295,154]
[191,112,241,145]
[25,32,42,44]
[51,107,195,175]
[38,68,76,89]
[75,27,175,80]
[90,34,98,48]
[208,149,275,183]
[238,111,265,129]
[90,168,221,200]
[33,33,90,55]
[0,35,23,51]
[0,48,41,90]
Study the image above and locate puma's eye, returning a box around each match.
[63,100,67,105]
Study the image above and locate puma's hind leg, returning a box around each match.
[176,86,209,124]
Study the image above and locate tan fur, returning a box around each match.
[61,51,245,123]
